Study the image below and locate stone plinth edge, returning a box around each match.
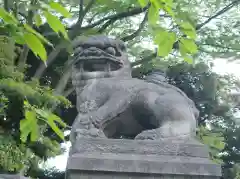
[66,138,222,178]
[0,174,28,179]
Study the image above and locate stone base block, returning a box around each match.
[0,174,28,179]
[66,138,222,179]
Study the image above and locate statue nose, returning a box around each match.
[84,47,100,55]
[88,47,98,51]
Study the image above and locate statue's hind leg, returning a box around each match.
[71,93,133,141]
[135,93,197,140]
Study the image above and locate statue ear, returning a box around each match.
[119,43,126,52]
[114,39,126,51]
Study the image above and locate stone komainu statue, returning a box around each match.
[70,35,199,144]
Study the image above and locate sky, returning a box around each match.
[213,58,240,77]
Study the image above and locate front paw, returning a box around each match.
[74,114,94,129]
[76,128,106,139]
[134,130,159,140]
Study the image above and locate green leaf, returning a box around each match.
[179,22,196,39]
[212,158,223,164]
[162,0,174,17]
[46,114,65,140]
[23,24,53,47]
[20,121,31,143]
[150,0,163,8]
[0,8,18,24]
[154,29,176,56]
[138,0,149,7]
[50,114,67,128]
[202,135,225,150]
[180,38,198,54]
[148,4,159,25]
[36,109,66,140]
[47,120,64,140]
[49,1,72,18]
[164,5,174,17]
[43,11,69,40]
[34,14,43,27]
[12,32,25,45]
[183,55,193,64]
[31,121,39,142]
[179,42,195,64]
[179,41,187,57]
[20,110,39,142]
[164,0,173,6]
[23,32,47,61]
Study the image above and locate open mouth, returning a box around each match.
[75,57,122,72]
[73,48,123,72]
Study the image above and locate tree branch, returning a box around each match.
[54,57,74,95]
[33,42,66,78]
[34,4,150,80]
[13,1,18,18]
[83,0,97,16]
[63,87,75,97]
[121,11,148,42]
[131,0,240,68]
[4,0,9,11]
[54,70,72,95]
[72,4,150,30]
[200,43,240,51]
[98,19,116,33]
[131,50,157,67]
[79,0,84,21]
[44,1,238,98]
[172,0,239,49]
[87,12,101,24]
[18,46,30,70]
[97,5,150,34]
[77,0,96,26]
[17,0,36,71]
[34,0,97,79]
[196,0,240,30]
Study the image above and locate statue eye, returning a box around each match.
[74,46,83,55]
[106,47,116,55]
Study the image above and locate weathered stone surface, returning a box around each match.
[70,138,209,158]
[66,35,222,179]
[67,153,220,175]
[66,138,221,179]
[0,174,28,179]
[70,35,199,142]
[68,172,218,179]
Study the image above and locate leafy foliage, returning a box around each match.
[137,0,198,60]
[0,135,27,172]
[1,0,240,178]
[0,0,70,61]
[0,0,73,173]
[29,167,65,179]
[197,125,225,164]
[166,62,240,178]
[0,34,70,173]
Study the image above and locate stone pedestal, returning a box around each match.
[66,138,221,179]
[0,174,28,179]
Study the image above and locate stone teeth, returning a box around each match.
[80,63,84,72]
[105,62,111,72]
